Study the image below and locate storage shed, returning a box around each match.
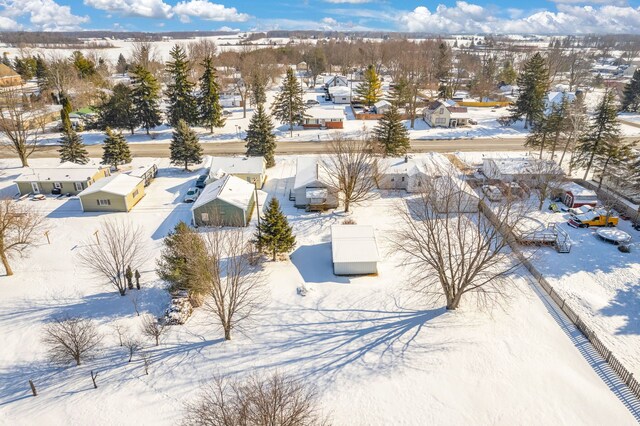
[331,225,380,275]
[191,175,260,227]
[78,174,145,212]
[555,182,598,208]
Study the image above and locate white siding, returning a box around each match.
[334,261,378,275]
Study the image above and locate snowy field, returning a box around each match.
[0,156,638,425]
[520,205,640,379]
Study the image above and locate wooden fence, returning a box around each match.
[479,200,640,400]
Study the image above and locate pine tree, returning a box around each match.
[60,96,73,129]
[355,65,382,106]
[272,67,306,137]
[373,105,410,156]
[255,198,296,261]
[1,53,10,67]
[157,221,207,295]
[524,97,570,159]
[35,55,48,91]
[165,45,197,126]
[498,60,517,85]
[572,91,621,180]
[197,55,225,133]
[116,53,128,75]
[621,69,640,112]
[245,104,277,168]
[130,65,163,135]
[170,119,203,171]
[508,53,549,129]
[98,83,139,134]
[58,123,89,165]
[435,42,452,99]
[250,73,267,106]
[390,76,411,110]
[101,127,132,170]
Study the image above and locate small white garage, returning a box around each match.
[331,225,380,275]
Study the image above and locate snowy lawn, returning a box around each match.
[520,205,640,379]
[0,156,637,425]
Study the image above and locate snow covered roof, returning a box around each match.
[128,163,158,178]
[374,100,391,109]
[305,107,345,120]
[485,158,562,176]
[328,86,351,96]
[192,174,255,211]
[560,182,597,198]
[294,157,325,190]
[79,174,142,197]
[331,225,380,264]
[15,163,107,183]
[208,156,265,178]
[379,154,453,177]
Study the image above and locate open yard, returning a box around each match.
[0,156,638,425]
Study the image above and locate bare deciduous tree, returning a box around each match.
[320,132,382,213]
[0,198,45,276]
[183,373,328,426]
[123,335,142,363]
[0,88,49,167]
[42,317,102,366]
[110,321,128,347]
[78,219,146,296]
[393,164,530,310]
[528,160,565,210]
[189,229,266,341]
[140,314,166,346]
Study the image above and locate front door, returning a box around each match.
[31,182,40,194]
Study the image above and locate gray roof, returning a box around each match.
[79,174,143,197]
[192,174,255,211]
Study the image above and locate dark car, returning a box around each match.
[195,175,208,189]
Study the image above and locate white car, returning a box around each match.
[183,187,201,203]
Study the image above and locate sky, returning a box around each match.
[1,0,640,34]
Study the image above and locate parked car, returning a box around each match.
[222,110,232,116]
[306,99,320,105]
[568,210,618,228]
[482,185,502,202]
[195,175,208,189]
[468,118,478,125]
[183,187,201,203]
[568,204,594,217]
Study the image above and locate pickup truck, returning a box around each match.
[568,210,618,228]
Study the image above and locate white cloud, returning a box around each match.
[217,26,240,32]
[551,0,627,5]
[1,0,89,31]
[172,0,249,22]
[322,17,338,25]
[399,2,640,34]
[324,0,372,3]
[83,0,172,19]
[0,16,21,31]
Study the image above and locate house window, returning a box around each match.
[201,212,209,222]
[439,108,444,114]
[74,182,83,191]
[132,189,139,198]
[97,199,111,206]
[53,182,62,189]
[401,177,405,182]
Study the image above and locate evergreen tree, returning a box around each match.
[390,76,411,110]
[35,56,49,91]
[355,64,382,106]
[498,60,517,85]
[508,53,549,129]
[170,119,203,171]
[524,96,570,159]
[116,53,128,75]
[130,65,162,135]
[157,221,208,296]
[245,104,277,168]
[71,51,96,79]
[255,198,296,261]
[101,127,132,170]
[98,83,139,134]
[572,91,621,180]
[58,123,89,165]
[165,45,197,126]
[435,42,452,99]
[250,73,267,106]
[59,96,73,129]
[197,55,225,133]
[621,68,640,112]
[272,67,306,137]
[373,105,410,156]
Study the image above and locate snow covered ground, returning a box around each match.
[519,204,640,379]
[0,156,638,425]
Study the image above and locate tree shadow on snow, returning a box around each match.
[600,283,640,336]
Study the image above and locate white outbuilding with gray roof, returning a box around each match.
[331,225,380,275]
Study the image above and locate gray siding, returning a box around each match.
[334,261,378,275]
